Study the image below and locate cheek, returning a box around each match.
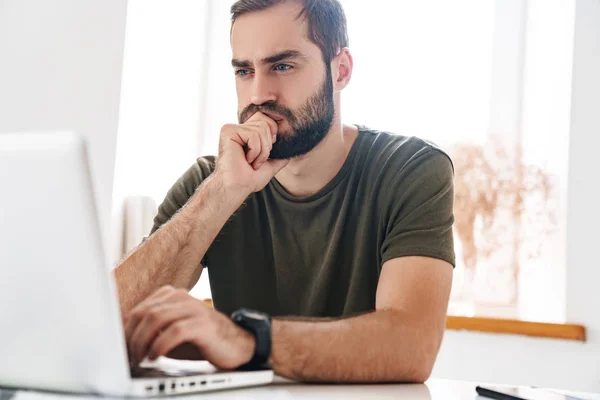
[235,82,250,106]
[285,76,322,106]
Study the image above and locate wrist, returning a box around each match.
[238,328,257,365]
[202,172,250,210]
[209,171,252,204]
[231,308,272,370]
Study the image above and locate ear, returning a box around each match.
[331,48,353,92]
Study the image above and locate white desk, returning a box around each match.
[2,379,599,400]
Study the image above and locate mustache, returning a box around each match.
[239,102,296,125]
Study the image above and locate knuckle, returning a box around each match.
[174,288,188,299]
[171,322,185,338]
[256,120,269,129]
[206,322,219,339]
[158,285,174,294]
[248,139,259,151]
[130,308,144,321]
[220,124,236,135]
[248,130,260,141]
[147,308,160,323]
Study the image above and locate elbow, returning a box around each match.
[401,337,441,384]
[400,360,434,384]
[412,324,445,383]
[387,353,434,384]
[410,363,433,384]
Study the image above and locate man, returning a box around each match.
[116,0,455,383]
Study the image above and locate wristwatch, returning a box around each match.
[231,308,272,370]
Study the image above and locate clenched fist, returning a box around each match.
[213,112,289,194]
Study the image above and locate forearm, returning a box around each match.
[115,174,248,315]
[270,309,444,383]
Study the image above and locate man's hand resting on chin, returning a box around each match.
[124,285,256,370]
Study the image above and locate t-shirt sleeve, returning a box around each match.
[380,148,456,267]
[149,156,216,236]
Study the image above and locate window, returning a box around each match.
[343,0,572,322]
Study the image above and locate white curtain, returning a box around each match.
[120,195,157,256]
[110,0,212,264]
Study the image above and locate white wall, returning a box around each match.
[433,0,600,392]
[0,0,127,251]
[564,0,600,389]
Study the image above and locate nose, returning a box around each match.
[250,72,277,105]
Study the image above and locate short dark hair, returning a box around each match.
[230,0,349,64]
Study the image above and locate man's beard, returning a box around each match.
[238,66,334,160]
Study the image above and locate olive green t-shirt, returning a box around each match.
[150,127,455,317]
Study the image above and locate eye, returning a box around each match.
[273,64,292,72]
[235,69,252,78]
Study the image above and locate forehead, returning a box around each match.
[230,1,318,61]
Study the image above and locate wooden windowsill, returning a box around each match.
[446,316,587,341]
[202,299,586,341]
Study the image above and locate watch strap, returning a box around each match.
[231,309,272,370]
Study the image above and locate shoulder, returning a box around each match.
[150,156,217,233]
[174,156,217,193]
[192,156,217,179]
[357,126,454,183]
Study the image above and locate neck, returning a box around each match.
[274,119,359,197]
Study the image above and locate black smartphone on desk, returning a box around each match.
[476,385,584,400]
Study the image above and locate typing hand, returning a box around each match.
[124,285,255,370]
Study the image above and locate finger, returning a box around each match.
[124,287,185,365]
[218,124,237,153]
[124,286,176,342]
[246,112,278,137]
[246,112,278,146]
[148,319,199,361]
[246,132,262,167]
[220,124,259,162]
[166,342,206,361]
[129,302,196,366]
[227,125,261,165]
[250,126,272,170]
[256,121,275,168]
[124,285,177,341]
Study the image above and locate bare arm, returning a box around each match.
[115,112,287,316]
[269,257,453,382]
[114,176,247,315]
[124,256,453,378]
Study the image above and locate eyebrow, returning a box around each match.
[231,50,309,68]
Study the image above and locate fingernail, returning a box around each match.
[256,162,264,169]
[272,135,277,143]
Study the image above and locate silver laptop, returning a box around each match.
[0,132,273,396]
